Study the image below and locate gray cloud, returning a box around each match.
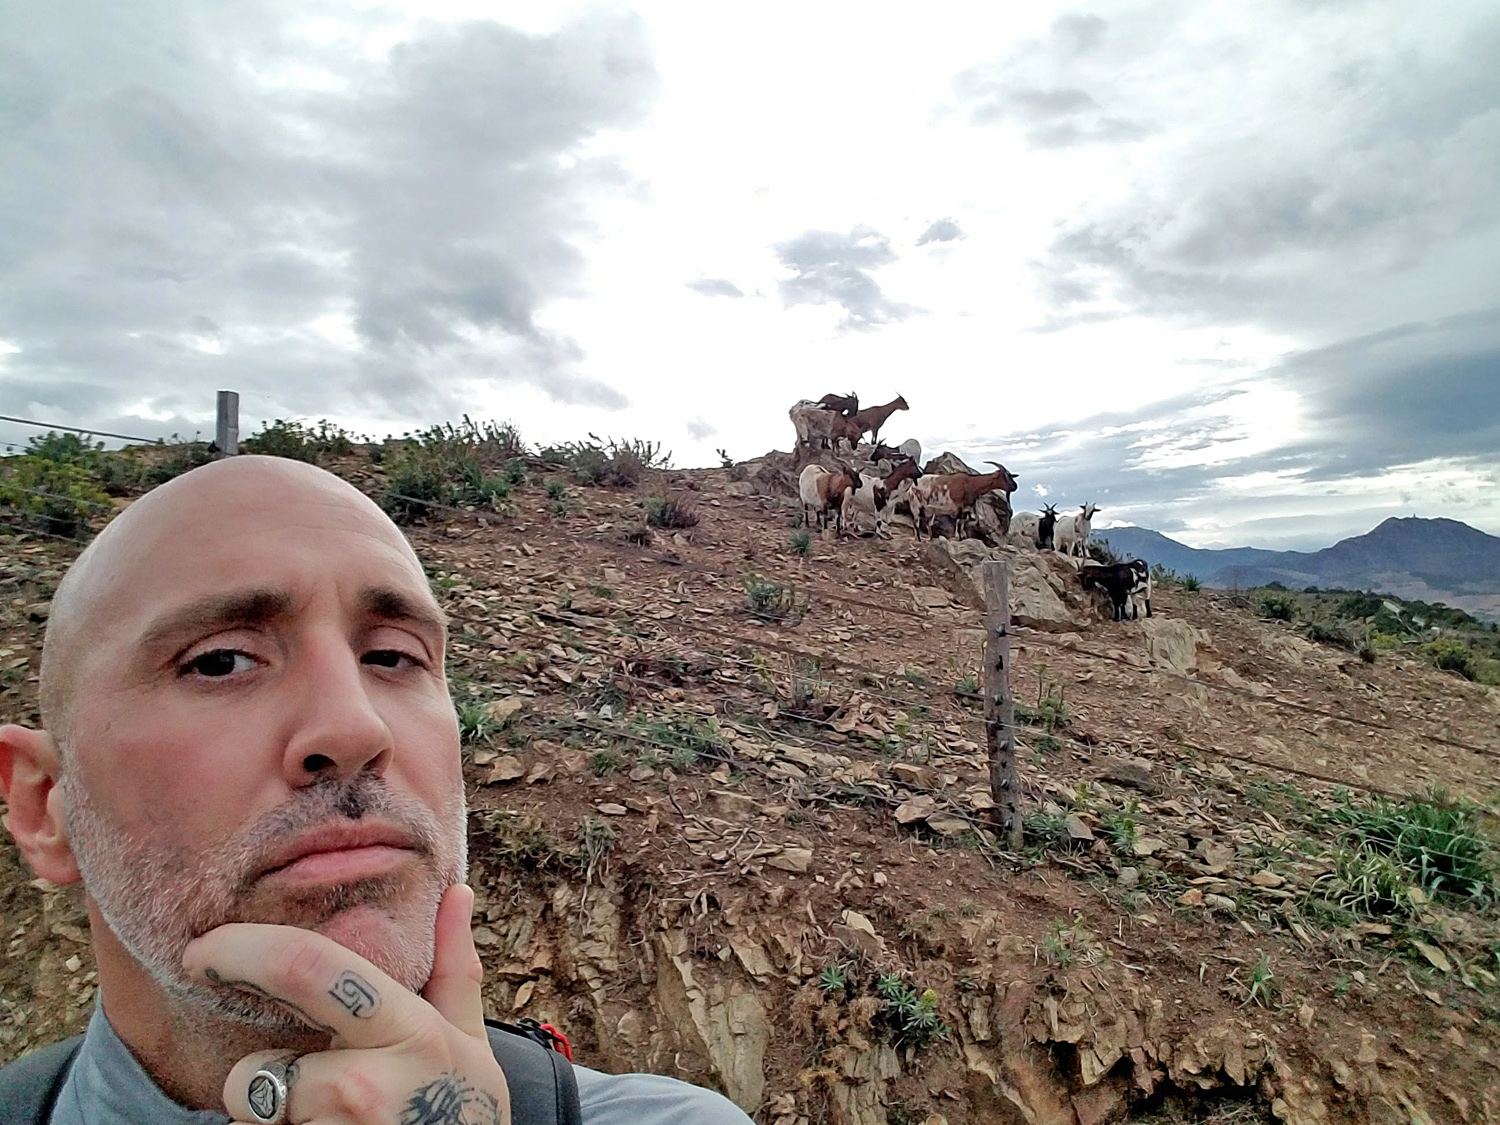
[1028,5,1500,332]
[1270,306,1500,477]
[686,417,716,440]
[0,1,655,436]
[685,278,744,298]
[916,218,964,246]
[774,226,918,330]
[953,13,1150,148]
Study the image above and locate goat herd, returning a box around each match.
[787,393,1154,622]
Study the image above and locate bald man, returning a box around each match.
[0,457,751,1125]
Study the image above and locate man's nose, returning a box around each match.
[283,636,394,784]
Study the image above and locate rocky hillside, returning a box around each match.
[1101,518,1500,620]
[3,441,1500,1125]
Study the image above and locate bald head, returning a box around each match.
[39,456,434,756]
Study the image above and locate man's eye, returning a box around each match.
[362,649,413,669]
[183,650,256,678]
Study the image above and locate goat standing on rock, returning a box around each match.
[846,457,920,538]
[852,395,909,446]
[1078,559,1152,621]
[910,461,1018,540]
[798,463,863,537]
[1054,502,1099,558]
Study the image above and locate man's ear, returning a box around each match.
[0,724,81,885]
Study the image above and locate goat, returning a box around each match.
[846,457,920,537]
[816,392,859,415]
[898,438,921,464]
[1053,502,1099,558]
[798,463,863,536]
[869,441,903,464]
[1037,503,1059,550]
[790,401,859,455]
[852,395,909,446]
[910,461,1018,540]
[1078,559,1152,621]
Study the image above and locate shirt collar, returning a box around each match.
[51,1003,230,1125]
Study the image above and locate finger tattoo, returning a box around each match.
[328,970,381,1018]
[203,967,338,1036]
[399,1073,502,1125]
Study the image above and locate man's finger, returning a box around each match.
[421,883,487,1039]
[227,1046,511,1125]
[223,1050,304,1124]
[184,923,433,1051]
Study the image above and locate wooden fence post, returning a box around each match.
[215,390,239,455]
[981,559,1022,848]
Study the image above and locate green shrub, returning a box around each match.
[1180,573,1201,591]
[0,455,111,538]
[788,529,811,556]
[1257,591,1297,621]
[1320,788,1496,910]
[875,974,947,1051]
[1086,538,1120,565]
[241,418,355,462]
[644,494,699,529]
[540,435,668,487]
[1303,619,1358,650]
[743,571,808,623]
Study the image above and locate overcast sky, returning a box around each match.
[2,0,1497,549]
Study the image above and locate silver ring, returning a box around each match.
[246,1055,298,1125]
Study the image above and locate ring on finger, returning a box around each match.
[246,1054,300,1125]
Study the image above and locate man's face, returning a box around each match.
[56,462,466,1026]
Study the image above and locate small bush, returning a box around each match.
[241,418,355,463]
[146,442,216,485]
[1257,591,1297,621]
[644,495,699,529]
[875,974,947,1051]
[1319,788,1496,911]
[541,434,668,487]
[0,455,111,538]
[1181,573,1201,591]
[1086,538,1120,565]
[1303,619,1359,650]
[743,571,809,623]
[454,698,497,745]
[545,479,567,501]
[788,529,811,556]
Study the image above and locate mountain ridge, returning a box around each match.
[1097,516,1500,620]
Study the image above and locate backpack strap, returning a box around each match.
[0,1035,84,1123]
[484,1019,581,1125]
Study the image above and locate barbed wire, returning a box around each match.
[0,414,163,446]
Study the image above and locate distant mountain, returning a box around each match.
[1097,517,1500,620]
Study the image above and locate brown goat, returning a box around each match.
[852,395,909,445]
[910,460,1018,540]
[816,392,859,415]
[798,463,864,536]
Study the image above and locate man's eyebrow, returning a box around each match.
[357,586,448,638]
[138,589,296,655]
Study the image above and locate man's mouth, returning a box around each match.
[257,822,421,886]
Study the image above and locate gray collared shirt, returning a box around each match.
[49,1004,751,1125]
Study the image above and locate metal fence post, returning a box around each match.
[981,559,1022,848]
[216,390,239,455]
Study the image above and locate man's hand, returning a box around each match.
[183,884,511,1124]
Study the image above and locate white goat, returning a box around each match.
[1053,502,1099,558]
[898,438,921,464]
[798,463,862,535]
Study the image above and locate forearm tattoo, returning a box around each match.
[399,1072,503,1125]
[203,967,338,1036]
[328,969,381,1018]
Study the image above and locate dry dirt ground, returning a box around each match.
[3,456,1500,1125]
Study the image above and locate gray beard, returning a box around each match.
[61,769,467,1031]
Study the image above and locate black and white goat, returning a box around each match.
[1078,559,1153,621]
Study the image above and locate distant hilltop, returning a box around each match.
[1098,517,1500,621]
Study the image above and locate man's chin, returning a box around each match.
[316,903,435,989]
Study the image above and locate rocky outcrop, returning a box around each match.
[926,539,1091,632]
[1141,617,1209,674]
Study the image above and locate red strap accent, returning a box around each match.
[539,1022,573,1061]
